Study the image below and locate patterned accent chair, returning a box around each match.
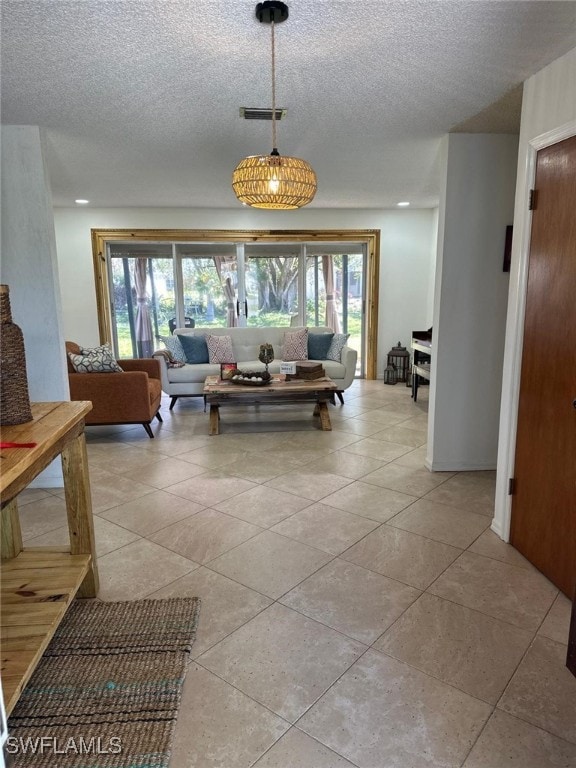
[65,342,163,438]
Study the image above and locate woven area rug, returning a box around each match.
[7,597,200,768]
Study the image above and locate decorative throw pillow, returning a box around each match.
[68,342,123,373]
[308,332,334,360]
[177,334,209,364]
[159,334,186,363]
[206,334,235,364]
[326,333,350,362]
[283,328,308,361]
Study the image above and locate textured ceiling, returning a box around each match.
[2,1,575,209]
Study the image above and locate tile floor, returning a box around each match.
[22,380,576,768]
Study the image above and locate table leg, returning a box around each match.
[209,404,220,435]
[318,401,332,431]
[61,431,99,597]
[1,498,23,561]
[313,403,320,417]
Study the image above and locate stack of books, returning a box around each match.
[287,361,325,381]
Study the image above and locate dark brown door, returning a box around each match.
[510,135,576,598]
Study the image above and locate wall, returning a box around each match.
[494,46,576,538]
[53,207,436,378]
[428,133,518,471]
[0,125,68,486]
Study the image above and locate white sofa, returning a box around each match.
[154,326,357,409]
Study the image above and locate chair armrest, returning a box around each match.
[118,358,161,380]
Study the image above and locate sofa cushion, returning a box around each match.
[308,332,334,360]
[68,343,123,373]
[166,363,221,384]
[326,333,350,362]
[177,333,209,364]
[206,334,235,363]
[159,334,186,363]
[283,328,308,361]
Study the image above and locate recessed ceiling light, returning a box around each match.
[75,199,89,204]
[397,201,410,207]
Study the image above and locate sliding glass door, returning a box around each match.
[102,233,373,378]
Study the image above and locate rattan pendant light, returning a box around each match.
[232,1,317,209]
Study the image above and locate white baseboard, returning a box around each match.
[425,458,497,472]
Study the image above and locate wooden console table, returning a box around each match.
[0,401,98,715]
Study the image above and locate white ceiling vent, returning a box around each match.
[240,107,287,120]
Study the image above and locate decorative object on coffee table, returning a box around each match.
[286,361,325,381]
[0,285,32,426]
[230,369,271,386]
[220,363,238,380]
[258,343,274,373]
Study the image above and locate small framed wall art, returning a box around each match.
[220,363,238,380]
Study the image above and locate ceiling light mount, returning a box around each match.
[255,1,288,24]
[232,1,317,210]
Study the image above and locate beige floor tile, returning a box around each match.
[375,593,533,704]
[429,551,558,631]
[198,603,365,722]
[332,418,393,437]
[538,592,574,645]
[150,508,262,563]
[17,495,68,539]
[463,709,576,768]
[468,528,537,570]
[387,497,490,548]
[320,481,417,523]
[499,635,576,744]
[266,469,352,501]
[298,649,491,768]
[253,728,357,768]
[165,471,257,506]
[137,434,213,457]
[423,470,497,517]
[391,445,429,468]
[340,437,412,463]
[281,558,420,644]
[342,525,461,589]
[398,414,429,430]
[170,663,289,768]
[121,456,208,487]
[214,485,312,527]
[208,530,332,599]
[306,452,384,480]
[88,446,166,475]
[24,515,140,557]
[88,471,156,513]
[98,490,204,536]
[369,424,427,448]
[352,409,411,426]
[362,463,453,497]
[223,452,302,482]
[271,503,379,555]
[260,448,335,465]
[178,447,248,469]
[96,539,198,601]
[14,487,53,506]
[150,567,272,657]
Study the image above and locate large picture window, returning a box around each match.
[92,229,380,378]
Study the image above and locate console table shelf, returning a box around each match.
[0,401,98,716]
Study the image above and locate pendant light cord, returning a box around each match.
[271,18,277,151]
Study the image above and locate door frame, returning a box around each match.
[493,120,576,541]
[91,229,380,378]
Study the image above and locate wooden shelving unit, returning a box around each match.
[0,402,99,716]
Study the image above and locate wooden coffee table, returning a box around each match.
[203,375,339,435]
